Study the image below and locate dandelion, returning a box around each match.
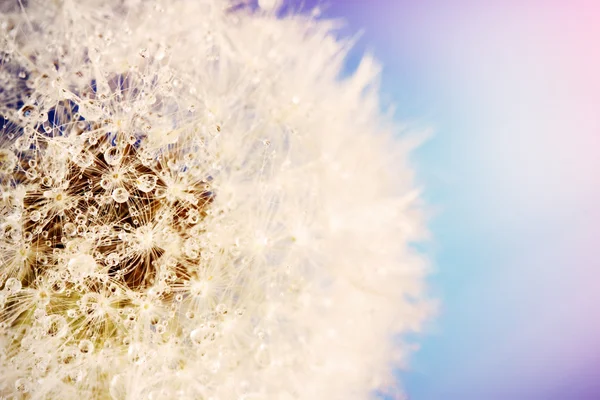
[0,0,429,399]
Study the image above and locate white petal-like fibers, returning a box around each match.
[0,1,429,399]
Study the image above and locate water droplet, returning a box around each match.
[104,147,123,166]
[30,210,41,222]
[187,209,200,224]
[190,328,203,345]
[78,339,94,354]
[64,222,77,236]
[14,136,31,151]
[135,174,157,193]
[112,188,130,203]
[100,177,112,190]
[105,253,120,267]
[41,176,53,187]
[184,238,200,259]
[15,378,30,393]
[4,277,21,293]
[51,279,66,293]
[43,315,68,338]
[68,254,97,277]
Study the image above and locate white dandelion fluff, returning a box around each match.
[0,0,430,399]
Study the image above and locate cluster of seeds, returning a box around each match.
[0,1,429,399]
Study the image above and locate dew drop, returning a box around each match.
[100,177,112,190]
[30,210,41,222]
[105,253,120,267]
[104,147,123,166]
[78,339,94,354]
[112,188,130,203]
[15,378,30,393]
[41,176,53,187]
[68,254,97,277]
[51,279,66,293]
[135,174,157,193]
[14,136,31,151]
[43,315,68,338]
[190,328,203,345]
[4,277,21,293]
[64,222,77,236]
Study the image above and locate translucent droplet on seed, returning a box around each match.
[41,176,53,186]
[14,136,31,151]
[100,177,112,190]
[112,188,130,203]
[15,378,30,393]
[135,174,157,193]
[68,254,97,277]
[30,210,41,222]
[64,222,77,236]
[4,277,21,293]
[190,328,203,345]
[105,253,120,267]
[78,339,94,354]
[104,147,123,166]
[43,315,68,338]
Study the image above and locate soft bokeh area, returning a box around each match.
[292,0,600,398]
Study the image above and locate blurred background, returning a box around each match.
[283,0,600,398]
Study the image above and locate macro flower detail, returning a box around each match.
[0,1,429,399]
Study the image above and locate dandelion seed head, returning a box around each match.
[0,0,430,398]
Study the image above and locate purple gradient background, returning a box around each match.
[285,0,600,398]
